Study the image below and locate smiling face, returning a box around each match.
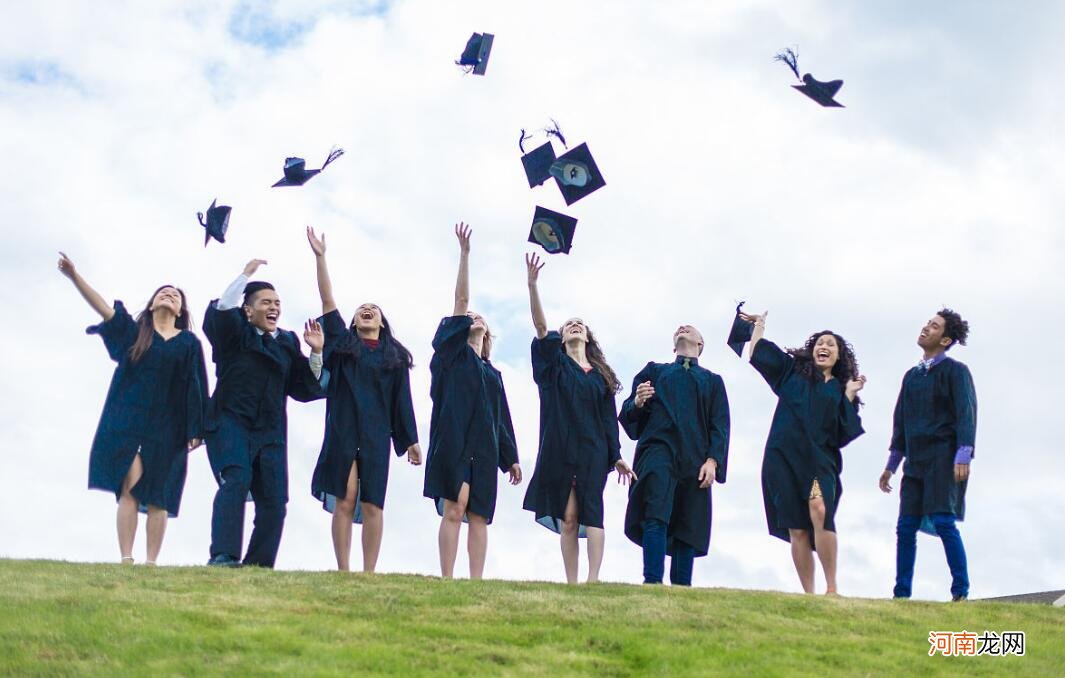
[918,315,952,352]
[673,324,704,355]
[812,333,840,371]
[245,288,281,332]
[150,286,183,316]
[560,317,588,344]
[352,303,383,333]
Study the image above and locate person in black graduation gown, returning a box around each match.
[305,227,422,573]
[521,253,635,584]
[879,309,976,601]
[423,223,521,579]
[58,252,207,565]
[203,258,326,568]
[618,324,730,586]
[739,310,865,595]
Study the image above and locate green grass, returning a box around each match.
[0,559,1060,676]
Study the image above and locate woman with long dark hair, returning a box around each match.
[423,223,521,579]
[58,252,207,565]
[521,253,634,583]
[305,227,421,573]
[739,310,865,594]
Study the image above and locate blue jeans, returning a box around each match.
[642,519,695,586]
[893,512,969,598]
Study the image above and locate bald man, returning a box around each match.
[618,325,731,585]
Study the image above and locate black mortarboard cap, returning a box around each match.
[521,141,556,188]
[727,302,754,356]
[549,143,605,206]
[456,32,494,75]
[774,47,844,108]
[271,147,344,187]
[242,281,275,306]
[528,206,577,255]
[197,199,231,246]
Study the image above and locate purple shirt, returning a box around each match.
[885,352,972,472]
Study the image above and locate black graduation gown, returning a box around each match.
[423,315,519,523]
[618,357,730,557]
[522,331,622,535]
[750,339,864,544]
[890,357,977,521]
[202,302,325,500]
[310,309,418,521]
[86,300,208,517]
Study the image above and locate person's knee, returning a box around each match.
[334,495,357,516]
[443,501,466,523]
[789,529,811,546]
[220,466,252,494]
[256,498,287,522]
[560,516,578,537]
[360,502,382,521]
[809,498,827,524]
[931,513,958,536]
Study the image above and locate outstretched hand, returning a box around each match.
[738,310,768,327]
[525,252,545,285]
[57,252,76,280]
[306,226,326,256]
[243,259,268,277]
[615,459,637,486]
[304,319,324,353]
[455,222,472,253]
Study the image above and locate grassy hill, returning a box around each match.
[0,559,1060,676]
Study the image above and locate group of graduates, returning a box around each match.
[59,223,978,600]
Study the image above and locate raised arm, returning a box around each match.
[452,222,471,317]
[525,253,548,339]
[739,309,768,357]
[58,252,114,320]
[306,227,337,314]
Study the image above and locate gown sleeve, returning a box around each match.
[203,301,246,360]
[618,362,656,441]
[284,331,327,403]
[496,375,519,471]
[390,367,419,456]
[430,316,474,374]
[706,375,731,483]
[836,391,865,449]
[602,387,622,467]
[749,339,795,395]
[85,300,137,362]
[950,362,977,454]
[889,372,909,456]
[185,335,209,442]
[318,308,349,367]
[530,331,564,386]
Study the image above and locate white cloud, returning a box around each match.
[1,0,1061,601]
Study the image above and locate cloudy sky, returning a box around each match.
[2,0,1062,601]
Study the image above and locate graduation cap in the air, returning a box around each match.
[726,302,754,356]
[197,199,231,246]
[528,206,577,255]
[271,147,345,187]
[550,143,606,205]
[520,137,556,188]
[774,47,844,108]
[456,32,494,75]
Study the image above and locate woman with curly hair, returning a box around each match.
[739,309,866,594]
[305,227,421,573]
[521,253,635,584]
[58,252,207,565]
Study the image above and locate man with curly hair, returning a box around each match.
[880,309,977,601]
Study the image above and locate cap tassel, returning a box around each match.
[197,212,207,227]
[519,129,531,153]
[321,147,345,169]
[544,119,567,149]
[774,47,801,81]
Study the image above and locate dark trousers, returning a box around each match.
[642,519,695,586]
[893,512,969,598]
[208,420,289,568]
